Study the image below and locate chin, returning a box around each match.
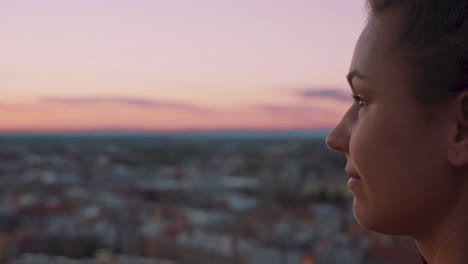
[353,200,408,236]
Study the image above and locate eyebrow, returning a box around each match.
[346,70,368,93]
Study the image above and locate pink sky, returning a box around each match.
[0,0,367,131]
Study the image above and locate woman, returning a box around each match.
[326,0,468,263]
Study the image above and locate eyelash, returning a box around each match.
[351,94,368,109]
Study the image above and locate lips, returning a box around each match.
[345,168,361,190]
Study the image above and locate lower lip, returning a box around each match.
[347,177,361,189]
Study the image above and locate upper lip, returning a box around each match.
[345,168,361,179]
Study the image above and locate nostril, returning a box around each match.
[326,134,347,154]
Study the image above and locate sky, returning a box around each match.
[0,0,367,131]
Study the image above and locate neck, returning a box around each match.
[414,182,468,264]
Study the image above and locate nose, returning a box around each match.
[325,109,353,154]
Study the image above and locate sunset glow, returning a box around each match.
[1,0,366,131]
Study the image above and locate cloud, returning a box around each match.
[294,88,351,102]
[254,104,335,116]
[0,103,34,110]
[39,96,212,114]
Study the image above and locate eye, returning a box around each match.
[351,94,369,110]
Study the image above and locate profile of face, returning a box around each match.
[326,7,462,236]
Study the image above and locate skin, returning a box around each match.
[325,4,468,264]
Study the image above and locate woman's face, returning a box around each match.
[326,8,458,235]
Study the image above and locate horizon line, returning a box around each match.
[0,128,331,138]
[0,127,332,133]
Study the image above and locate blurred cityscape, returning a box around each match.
[0,132,422,264]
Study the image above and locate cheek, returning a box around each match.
[349,109,403,178]
[350,104,437,179]
[349,108,454,233]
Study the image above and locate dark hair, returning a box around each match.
[367,0,468,106]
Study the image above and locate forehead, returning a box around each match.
[349,9,409,87]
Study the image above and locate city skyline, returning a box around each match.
[1,1,367,131]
